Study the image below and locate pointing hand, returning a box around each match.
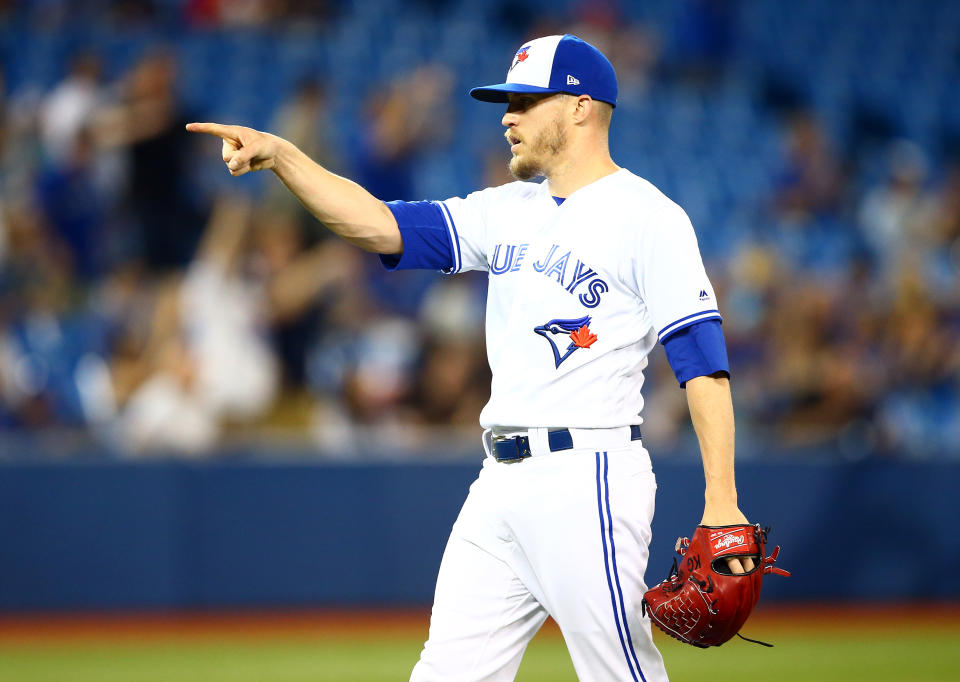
[186,122,282,176]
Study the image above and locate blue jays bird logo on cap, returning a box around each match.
[534,316,598,368]
[510,46,531,72]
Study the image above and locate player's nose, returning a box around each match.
[502,108,519,127]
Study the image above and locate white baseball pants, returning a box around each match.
[410,429,668,682]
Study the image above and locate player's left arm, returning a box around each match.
[685,372,755,573]
[637,203,754,574]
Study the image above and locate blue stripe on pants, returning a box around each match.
[596,451,643,681]
[602,451,647,680]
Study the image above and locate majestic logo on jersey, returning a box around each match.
[490,242,609,309]
[699,289,710,301]
[510,46,531,71]
[534,316,598,368]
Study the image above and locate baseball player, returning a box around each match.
[189,34,753,682]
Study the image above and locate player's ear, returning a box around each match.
[571,95,593,125]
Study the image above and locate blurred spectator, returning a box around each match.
[0,202,77,428]
[773,111,845,220]
[179,199,278,424]
[310,315,422,454]
[96,49,205,271]
[353,64,453,201]
[106,276,220,455]
[873,264,960,455]
[39,50,103,167]
[758,279,874,445]
[1,78,44,206]
[35,126,105,280]
[257,211,361,388]
[412,278,489,428]
[858,140,938,273]
[77,198,280,455]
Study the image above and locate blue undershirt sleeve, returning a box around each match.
[378,200,455,272]
[661,319,731,388]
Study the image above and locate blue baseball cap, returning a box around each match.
[470,34,618,107]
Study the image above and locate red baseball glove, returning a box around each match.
[641,523,790,648]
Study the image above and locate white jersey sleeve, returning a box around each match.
[636,203,721,342]
[436,192,490,274]
[436,181,547,274]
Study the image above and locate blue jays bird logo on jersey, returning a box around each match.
[534,316,598,368]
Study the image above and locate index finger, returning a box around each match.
[186,122,241,141]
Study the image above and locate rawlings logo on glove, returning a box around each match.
[641,523,789,648]
[713,532,746,551]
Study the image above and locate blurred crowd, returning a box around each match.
[0,0,958,458]
[0,38,490,457]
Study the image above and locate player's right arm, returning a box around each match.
[186,123,402,255]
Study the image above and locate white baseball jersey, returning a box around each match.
[434,168,720,429]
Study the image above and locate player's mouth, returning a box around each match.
[506,132,522,153]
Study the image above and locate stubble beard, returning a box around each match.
[509,117,568,181]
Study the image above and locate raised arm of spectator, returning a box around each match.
[186,123,402,255]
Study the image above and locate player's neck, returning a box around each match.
[545,148,620,198]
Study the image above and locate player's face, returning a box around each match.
[502,93,568,181]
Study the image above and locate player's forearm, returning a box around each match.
[685,374,739,512]
[271,139,402,254]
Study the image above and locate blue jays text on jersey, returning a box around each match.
[489,242,609,308]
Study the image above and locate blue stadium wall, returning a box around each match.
[1,456,958,611]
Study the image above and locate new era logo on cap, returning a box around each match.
[470,34,618,107]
